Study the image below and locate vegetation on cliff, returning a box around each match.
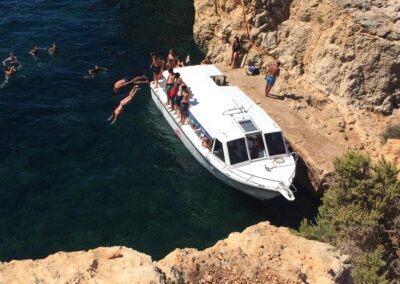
[298,151,400,283]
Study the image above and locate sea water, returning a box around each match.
[0,0,317,261]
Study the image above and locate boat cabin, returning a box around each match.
[211,117,288,167]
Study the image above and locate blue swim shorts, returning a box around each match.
[265,76,275,87]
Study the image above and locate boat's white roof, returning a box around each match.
[163,65,281,139]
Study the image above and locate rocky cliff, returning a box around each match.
[0,222,351,284]
[194,0,399,115]
[193,0,400,190]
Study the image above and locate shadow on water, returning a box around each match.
[0,0,319,262]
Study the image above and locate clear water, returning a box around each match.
[0,0,317,261]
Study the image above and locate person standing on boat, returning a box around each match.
[165,68,175,106]
[166,49,178,69]
[264,61,281,97]
[150,53,164,88]
[179,85,190,125]
[107,86,140,125]
[174,84,187,116]
[230,36,242,68]
[169,72,183,111]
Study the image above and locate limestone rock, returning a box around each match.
[0,247,164,284]
[158,222,352,284]
[0,223,352,284]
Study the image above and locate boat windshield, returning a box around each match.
[213,139,225,162]
[246,134,266,160]
[227,138,249,165]
[264,132,287,156]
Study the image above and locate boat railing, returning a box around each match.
[228,152,298,196]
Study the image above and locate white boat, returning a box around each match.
[149,65,297,201]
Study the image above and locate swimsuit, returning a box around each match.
[265,76,276,87]
[180,102,189,112]
[154,66,161,75]
[174,92,183,106]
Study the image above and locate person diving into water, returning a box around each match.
[113,75,149,93]
[107,86,141,125]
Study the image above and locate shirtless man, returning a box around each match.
[107,86,140,125]
[149,53,165,88]
[2,53,19,67]
[88,65,107,77]
[48,43,58,55]
[265,61,281,97]
[113,76,149,93]
[179,85,190,125]
[165,68,175,106]
[166,49,178,69]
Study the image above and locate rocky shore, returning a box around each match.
[194,0,400,192]
[0,222,351,284]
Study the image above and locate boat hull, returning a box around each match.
[150,87,280,200]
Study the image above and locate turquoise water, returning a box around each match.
[0,0,317,261]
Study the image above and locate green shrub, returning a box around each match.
[298,151,400,282]
[352,246,388,284]
[383,124,400,142]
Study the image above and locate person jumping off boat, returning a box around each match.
[113,76,149,93]
[107,86,141,125]
[264,61,281,97]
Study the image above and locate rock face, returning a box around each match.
[0,222,352,284]
[193,0,400,190]
[194,0,400,115]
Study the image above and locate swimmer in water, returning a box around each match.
[107,86,141,124]
[88,65,108,77]
[2,52,19,67]
[113,75,149,93]
[29,46,39,57]
[4,66,16,80]
[48,43,58,55]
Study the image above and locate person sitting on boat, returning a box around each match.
[201,56,212,65]
[176,56,185,67]
[48,43,58,55]
[107,86,140,125]
[201,135,210,149]
[113,76,149,93]
[149,53,164,88]
[166,49,178,69]
[165,68,175,105]
[179,85,190,125]
[2,52,19,67]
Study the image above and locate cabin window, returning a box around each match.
[264,132,287,156]
[227,138,249,165]
[246,134,266,159]
[213,139,225,162]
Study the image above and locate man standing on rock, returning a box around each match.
[265,61,281,97]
